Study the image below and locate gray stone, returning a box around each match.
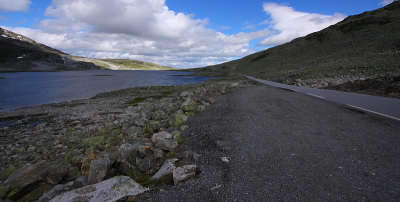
[153,148,165,159]
[117,159,139,175]
[151,131,172,144]
[180,91,194,97]
[37,182,74,202]
[155,139,178,151]
[88,154,116,185]
[119,142,143,161]
[73,175,88,189]
[136,157,155,172]
[150,159,177,181]
[173,165,198,185]
[49,176,148,202]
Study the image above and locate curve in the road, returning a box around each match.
[246,76,400,121]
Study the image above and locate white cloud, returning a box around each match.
[0,0,31,12]
[379,0,394,6]
[5,0,272,69]
[243,25,256,30]
[257,2,346,46]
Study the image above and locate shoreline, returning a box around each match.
[0,76,260,201]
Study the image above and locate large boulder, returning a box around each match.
[37,182,74,202]
[0,161,67,201]
[49,176,148,202]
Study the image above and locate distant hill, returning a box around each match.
[0,28,175,72]
[194,1,400,98]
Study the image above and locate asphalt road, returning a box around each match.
[137,84,400,201]
[247,76,400,121]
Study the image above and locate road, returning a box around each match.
[247,76,400,121]
[137,84,400,201]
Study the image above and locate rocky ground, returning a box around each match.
[0,76,259,201]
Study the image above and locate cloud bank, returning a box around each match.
[0,0,31,12]
[258,2,346,46]
[4,1,347,68]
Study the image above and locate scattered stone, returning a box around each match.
[49,176,148,202]
[153,148,165,159]
[88,153,116,185]
[155,139,178,151]
[136,157,155,172]
[151,131,172,144]
[150,159,177,181]
[173,165,198,185]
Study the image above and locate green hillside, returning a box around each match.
[195,2,400,86]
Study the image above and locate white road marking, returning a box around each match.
[307,93,324,99]
[347,104,400,121]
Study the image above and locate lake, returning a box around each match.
[0,70,217,111]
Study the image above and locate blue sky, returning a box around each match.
[0,0,395,68]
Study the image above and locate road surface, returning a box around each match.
[247,76,400,121]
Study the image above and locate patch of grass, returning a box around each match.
[166,150,175,159]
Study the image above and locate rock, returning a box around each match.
[155,139,178,151]
[117,159,139,176]
[231,82,239,87]
[138,146,153,157]
[136,157,155,172]
[81,151,102,176]
[37,182,74,202]
[150,159,177,181]
[73,175,88,189]
[49,176,148,202]
[180,91,194,97]
[208,97,215,104]
[119,142,143,161]
[151,131,172,144]
[169,113,188,126]
[88,153,116,185]
[0,160,67,201]
[46,164,68,185]
[173,165,198,185]
[153,148,165,158]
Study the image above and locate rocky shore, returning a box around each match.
[0,76,259,201]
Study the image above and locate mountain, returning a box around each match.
[0,28,175,72]
[194,2,400,98]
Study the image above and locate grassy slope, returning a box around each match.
[195,2,400,82]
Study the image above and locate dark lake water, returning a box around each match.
[0,70,217,111]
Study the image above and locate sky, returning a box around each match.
[0,0,395,69]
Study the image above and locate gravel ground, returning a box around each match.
[136,84,400,201]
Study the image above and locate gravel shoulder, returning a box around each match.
[136,84,400,201]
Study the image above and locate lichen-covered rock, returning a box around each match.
[0,160,67,201]
[169,113,188,127]
[173,165,198,185]
[49,176,148,202]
